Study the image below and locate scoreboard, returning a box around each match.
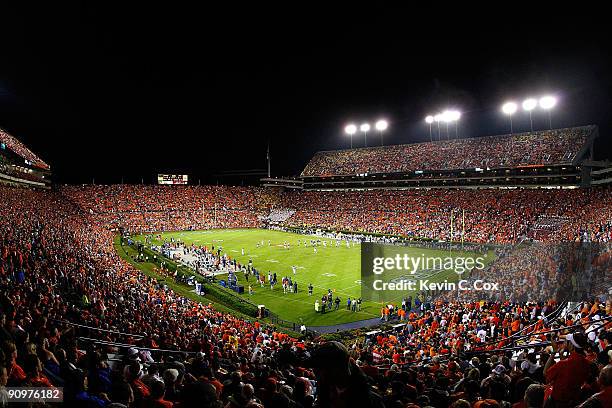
[157,174,188,185]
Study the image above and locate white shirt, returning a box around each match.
[477,329,487,341]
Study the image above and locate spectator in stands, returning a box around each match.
[522,383,545,408]
[0,363,8,407]
[307,341,385,408]
[544,332,592,407]
[145,380,173,408]
[578,364,612,407]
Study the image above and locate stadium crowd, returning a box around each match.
[61,185,277,233]
[0,128,50,170]
[282,187,612,244]
[301,126,594,177]
[1,184,611,408]
[57,184,612,245]
[0,185,308,407]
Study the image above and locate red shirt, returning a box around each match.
[545,352,591,402]
[28,375,53,388]
[131,378,151,400]
[9,361,26,383]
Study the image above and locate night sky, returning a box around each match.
[1,4,610,185]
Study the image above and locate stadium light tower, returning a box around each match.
[502,102,518,134]
[375,119,388,146]
[425,115,434,141]
[434,114,442,141]
[344,123,357,148]
[449,110,461,138]
[539,95,557,129]
[441,110,457,139]
[522,98,538,131]
[360,123,370,147]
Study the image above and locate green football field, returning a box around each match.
[131,229,493,327]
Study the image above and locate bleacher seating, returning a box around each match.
[0,127,50,170]
[301,126,594,177]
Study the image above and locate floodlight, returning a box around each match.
[539,96,557,110]
[360,123,370,132]
[375,120,388,131]
[425,115,434,124]
[434,114,442,122]
[345,124,357,135]
[441,110,453,123]
[522,98,537,111]
[449,110,461,121]
[502,102,518,115]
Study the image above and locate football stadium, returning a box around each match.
[1,8,611,408]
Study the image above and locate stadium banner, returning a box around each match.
[361,241,611,303]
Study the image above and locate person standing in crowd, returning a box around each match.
[544,332,592,407]
[306,341,385,408]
